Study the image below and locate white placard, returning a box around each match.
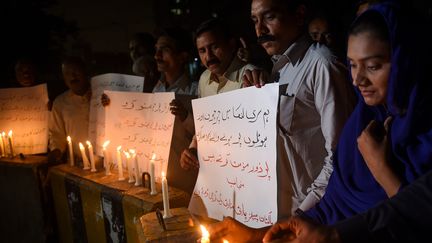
[105,90,175,180]
[88,73,144,156]
[189,83,279,228]
[0,84,49,154]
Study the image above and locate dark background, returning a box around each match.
[1,0,430,95]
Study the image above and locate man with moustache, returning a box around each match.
[177,18,260,171]
[208,0,355,241]
[48,56,92,163]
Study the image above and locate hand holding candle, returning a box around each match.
[116,146,125,181]
[150,153,157,195]
[79,142,90,170]
[67,136,75,166]
[102,140,111,175]
[86,141,96,172]
[161,171,172,218]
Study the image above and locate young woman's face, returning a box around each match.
[348,32,391,106]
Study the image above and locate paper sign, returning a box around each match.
[105,90,175,180]
[88,73,144,155]
[0,84,49,154]
[189,83,279,228]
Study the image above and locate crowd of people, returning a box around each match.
[2,0,431,242]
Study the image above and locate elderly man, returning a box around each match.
[48,57,91,163]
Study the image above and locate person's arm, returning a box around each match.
[263,169,432,243]
[334,168,432,243]
[48,99,67,162]
[298,61,355,211]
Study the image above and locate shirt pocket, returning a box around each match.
[279,94,296,136]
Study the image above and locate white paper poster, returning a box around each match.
[0,84,49,154]
[189,84,279,228]
[105,90,175,180]
[88,73,144,156]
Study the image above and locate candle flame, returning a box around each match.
[200,225,209,241]
[151,153,156,160]
[79,142,84,149]
[8,130,12,136]
[102,140,110,149]
[124,151,130,159]
[129,149,136,154]
[117,145,122,151]
[223,240,229,243]
[161,171,166,178]
[67,136,72,143]
[86,141,92,147]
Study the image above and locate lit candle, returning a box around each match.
[79,142,90,170]
[130,149,142,186]
[67,136,74,166]
[161,171,172,218]
[1,132,6,157]
[124,151,135,183]
[200,225,210,243]
[0,132,6,157]
[116,146,125,181]
[7,130,14,157]
[102,140,111,175]
[149,153,157,195]
[86,141,96,172]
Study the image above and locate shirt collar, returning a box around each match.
[68,89,92,102]
[160,72,190,92]
[209,56,245,84]
[272,34,313,66]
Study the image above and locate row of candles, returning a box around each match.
[67,136,172,218]
[0,130,14,158]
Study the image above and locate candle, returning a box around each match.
[124,151,135,183]
[86,141,96,172]
[161,171,172,218]
[149,153,157,195]
[7,130,14,157]
[102,140,111,175]
[67,136,75,166]
[79,142,90,170]
[0,132,6,157]
[200,225,210,243]
[116,146,125,181]
[130,149,142,186]
[1,132,6,157]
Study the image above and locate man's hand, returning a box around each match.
[208,216,267,243]
[358,117,400,197]
[243,69,268,88]
[101,93,111,107]
[179,148,199,170]
[169,99,188,121]
[262,216,341,243]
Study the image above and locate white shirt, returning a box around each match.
[188,56,258,148]
[275,36,355,218]
[49,89,91,159]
